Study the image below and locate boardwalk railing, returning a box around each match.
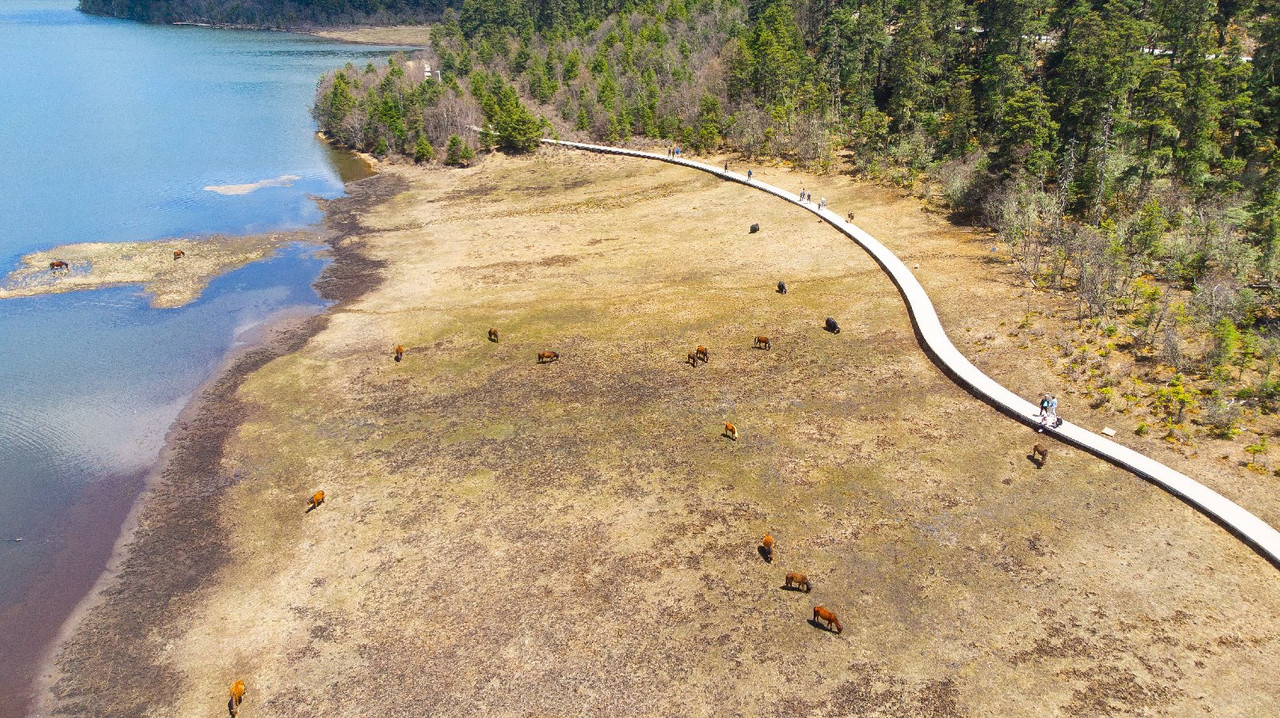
[542,137,1280,568]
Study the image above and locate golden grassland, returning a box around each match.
[43,150,1280,716]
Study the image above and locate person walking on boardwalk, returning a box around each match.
[747,169,753,181]
[1037,393,1051,431]
[1048,395,1060,426]
[819,197,826,209]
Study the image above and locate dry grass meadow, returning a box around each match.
[49,149,1280,716]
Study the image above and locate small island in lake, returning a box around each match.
[0,231,314,308]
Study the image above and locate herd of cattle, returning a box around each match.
[224,280,853,714]
[57,244,1050,712]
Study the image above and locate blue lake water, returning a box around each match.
[0,0,404,704]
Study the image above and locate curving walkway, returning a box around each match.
[542,137,1280,568]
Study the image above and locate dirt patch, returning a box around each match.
[38,154,1280,717]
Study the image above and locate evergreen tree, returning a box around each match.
[993,83,1058,181]
[446,134,470,165]
[414,135,436,163]
[816,0,887,119]
[884,3,937,134]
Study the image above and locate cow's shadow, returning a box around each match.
[780,584,808,593]
[1026,453,1044,469]
[808,618,840,634]
[757,546,772,563]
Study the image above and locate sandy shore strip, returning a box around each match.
[34,151,1280,716]
[0,231,313,309]
[204,174,302,195]
[308,25,432,46]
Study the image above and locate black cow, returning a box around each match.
[825,317,841,334]
[777,281,787,295]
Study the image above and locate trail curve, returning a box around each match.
[542,137,1280,568]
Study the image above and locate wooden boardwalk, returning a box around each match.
[543,138,1280,568]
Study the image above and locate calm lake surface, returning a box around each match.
[0,1,403,709]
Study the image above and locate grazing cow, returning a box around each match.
[1032,443,1049,467]
[813,606,842,634]
[724,422,738,441]
[777,281,787,295]
[488,328,499,343]
[173,249,185,260]
[306,491,325,512]
[749,223,760,234]
[760,532,774,561]
[785,572,812,592]
[394,345,404,362]
[49,260,69,270]
[537,351,560,364]
[825,317,841,334]
[229,680,245,716]
[754,336,771,350]
[687,351,699,367]
[695,346,709,364]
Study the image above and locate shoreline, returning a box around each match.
[82,11,435,48]
[26,172,408,717]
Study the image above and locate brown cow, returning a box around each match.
[1031,443,1049,467]
[813,606,842,634]
[537,351,560,364]
[394,345,404,362]
[49,260,69,270]
[784,572,811,592]
[754,336,771,350]
[173,249,185,260]
[306,491,325,512]
[488,328,499,343]
[228,680,245,716]
[724,422,738,441]
[695,346,709,364]
[760,532,774,561]
[687,351,699,367]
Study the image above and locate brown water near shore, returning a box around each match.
[0,472,143,718]
[14,174,404,718]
